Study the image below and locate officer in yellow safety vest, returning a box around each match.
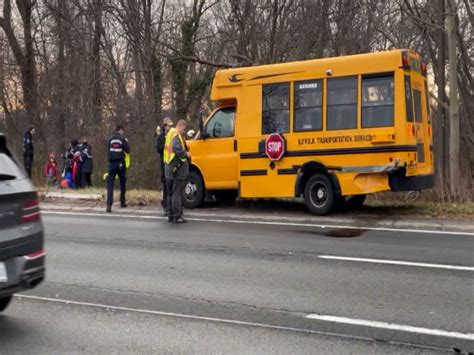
[164,119,191,223]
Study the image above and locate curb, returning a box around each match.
[40,203,474,235]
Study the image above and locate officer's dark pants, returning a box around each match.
[171,177,185,220]
[106,160,126,205]
[24,155,33,178]
[166,178,173,217]
[160,161,168,209]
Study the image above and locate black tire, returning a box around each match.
[303,174,335,215]
[214,190,238,205]
[346,194,366,209]
[0,296,12,312]
[183,171,205,209]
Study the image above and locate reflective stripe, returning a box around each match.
[163,128,187,165]
[109,148,123,152]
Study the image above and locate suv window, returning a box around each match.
[327,76,357,130]
[413,88,422,123]
[294,80,323,132]
[362,74,394,128]
[262,83,290,134]
[204,107,235,138]
[0,152,23,180]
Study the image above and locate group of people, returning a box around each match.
[60,139,94,189]
[23,119,191,225]
[22,126,93,189]
[105,119,190,224]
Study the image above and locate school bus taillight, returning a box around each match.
[402,51,410,68]
[421,62,427,76]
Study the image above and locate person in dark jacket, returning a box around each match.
[80,138,93,187]
[156,117,173,215]
[69,139,83,188]
[106,124,130,213]
[22,126,35,178]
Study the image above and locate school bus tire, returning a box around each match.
[303,174,335,215]
[183,171,205,209]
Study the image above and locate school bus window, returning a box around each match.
[405,75,414,121]
[204,107,235,138]
[361,74,394,128]
[413,89,422,122]
[294,80,323,132]
[327,76,357,130]
[424,81,431,122]
[262,83,290,134]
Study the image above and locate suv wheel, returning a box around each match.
[304,174,335,215]
[0,296,12,312]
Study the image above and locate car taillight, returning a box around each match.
[25,248,45,260]
[22,198,41,223]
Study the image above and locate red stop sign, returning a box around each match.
[265,133,285,161]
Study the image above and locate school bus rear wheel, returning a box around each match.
[304,174,335,215]
[183,171,205,209]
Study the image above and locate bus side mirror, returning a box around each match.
[198,114,206,140]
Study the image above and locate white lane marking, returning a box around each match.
[318,255,474,271]
[14,294,373,342]
[15,295,470,346]
[41,210,474,237]
[306,314,474,341]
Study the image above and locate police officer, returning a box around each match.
[164,119,190,223]
[156,117,173,216]
[106,124,130,213]
[22,125,35,178]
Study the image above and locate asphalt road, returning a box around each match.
[1,211,473,353]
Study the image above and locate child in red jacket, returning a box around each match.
[44,153,58,187]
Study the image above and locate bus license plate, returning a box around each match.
[0,262,7,283]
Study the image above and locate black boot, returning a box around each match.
[120,201,127,208]
[106,204,112,213]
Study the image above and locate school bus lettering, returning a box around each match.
[298,135,374,145]
[186,49,434,215]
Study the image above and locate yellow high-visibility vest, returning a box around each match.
[163,128,186,165]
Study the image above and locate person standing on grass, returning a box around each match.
[164,119,190,224]
[22,125,35,178]
[156,117,174,216]
[80,138,93,188]
[106,124,130,213]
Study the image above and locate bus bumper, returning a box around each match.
[389,174,434,191]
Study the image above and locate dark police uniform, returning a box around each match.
[22,129,34,178]
[106,132,130,209]
[156,128,167,210]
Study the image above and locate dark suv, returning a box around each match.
[0,133,45,312]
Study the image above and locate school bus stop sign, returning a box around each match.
[265,133,285,161]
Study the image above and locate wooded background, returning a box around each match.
[0,0,472,200]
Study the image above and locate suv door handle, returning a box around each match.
[233,140,238,152]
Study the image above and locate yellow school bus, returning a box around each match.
[184,49,434,215]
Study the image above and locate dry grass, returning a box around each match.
[38,186,163,206]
